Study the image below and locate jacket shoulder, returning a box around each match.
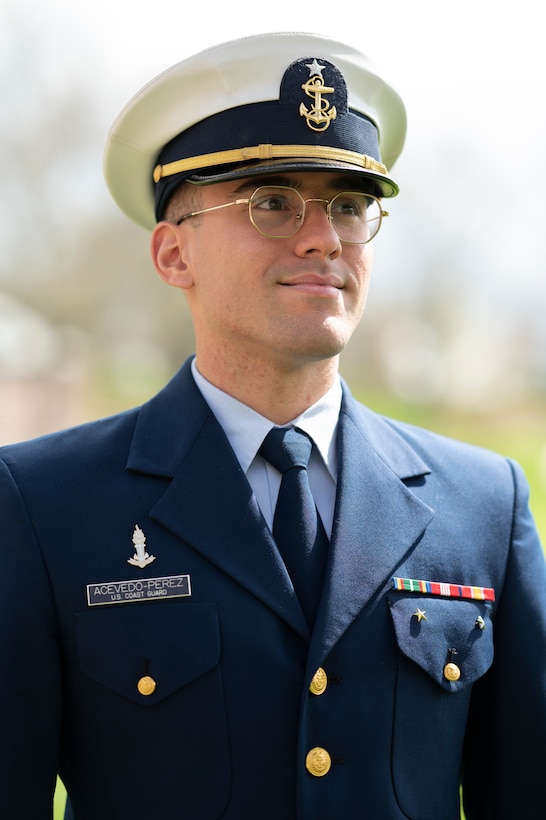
[347,394,521,493]
[0,407,139,478]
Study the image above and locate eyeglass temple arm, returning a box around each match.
[176,198,251,225]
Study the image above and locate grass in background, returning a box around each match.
[54,781,67,819]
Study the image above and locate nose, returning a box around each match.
[292,199,342,259]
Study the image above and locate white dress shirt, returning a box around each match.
[191,359,340,538]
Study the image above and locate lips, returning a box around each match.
[278,272,344,290]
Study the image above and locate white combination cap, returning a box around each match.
[104,32,407,229]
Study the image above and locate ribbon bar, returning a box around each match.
[392,576,495,602]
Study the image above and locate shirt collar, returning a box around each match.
[191,358,341,478]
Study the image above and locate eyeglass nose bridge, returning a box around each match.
[295,196,336,233]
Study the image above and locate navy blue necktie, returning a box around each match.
[259,426,329,626]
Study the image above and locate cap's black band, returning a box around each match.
[153,99,382,220]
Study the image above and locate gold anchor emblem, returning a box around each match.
[299,59,337,132]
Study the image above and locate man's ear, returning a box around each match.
[150,222,194,289]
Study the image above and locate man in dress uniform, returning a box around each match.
[1,32,545,820]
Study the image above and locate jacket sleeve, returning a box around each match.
[461,458,546,818]
[0,457,62,817]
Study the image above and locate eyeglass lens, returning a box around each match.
[249,186,381,243]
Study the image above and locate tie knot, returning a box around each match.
[259,426,313,474]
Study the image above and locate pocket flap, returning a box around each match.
[75,602,219,705]
[388,595,493,692]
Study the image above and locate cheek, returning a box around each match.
[358,242,374,275]
[348,245,373,295]
[190,244,249,320]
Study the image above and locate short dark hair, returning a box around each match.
[162,183,202,224]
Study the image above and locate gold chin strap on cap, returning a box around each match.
[153,143,388,182]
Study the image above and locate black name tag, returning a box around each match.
[87,574,191,606]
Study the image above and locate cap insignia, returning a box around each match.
[299,59,337,132]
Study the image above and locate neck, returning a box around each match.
[194,351,340,425]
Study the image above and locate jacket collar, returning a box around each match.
[309,395,433,664]
[127,358,434,650]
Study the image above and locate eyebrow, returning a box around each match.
[231,175,292,193]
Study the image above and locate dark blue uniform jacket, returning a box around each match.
[1,358,545,819]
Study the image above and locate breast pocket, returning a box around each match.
[388,595,494,692]
[387,594,494,819]
[73,601,230,818]
[75,601,221,705]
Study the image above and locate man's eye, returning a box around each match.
[332,197,363,217]
[254,195,291,211]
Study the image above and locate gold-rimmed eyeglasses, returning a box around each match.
[175,185,388,244]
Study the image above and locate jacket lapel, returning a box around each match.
[127,360,309,637]
[310,388,434,664]
[127,361,434,651]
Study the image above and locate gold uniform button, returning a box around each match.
[305,747,332,777]
[309,667,328,695]
[137,675,157,696]
[443,662,461,682]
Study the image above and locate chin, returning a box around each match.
[293,332,350,362]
